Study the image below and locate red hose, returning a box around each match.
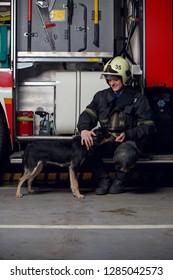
[27,0,32,51]
[28,0,32,21]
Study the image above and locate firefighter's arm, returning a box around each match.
[77,94,99,149]
[77,94,99,132]
[125,96,156,141]
[125,120,155,141]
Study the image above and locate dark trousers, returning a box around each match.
[88,141,141,183]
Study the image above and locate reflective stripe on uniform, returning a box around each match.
[85,108,97,119]
[137,120,155,126]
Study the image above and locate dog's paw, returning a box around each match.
[29,190,35,194]
[76,194,85,199]
[16,193,23,198]
[72,190,85,199]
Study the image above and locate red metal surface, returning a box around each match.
[0,71,13,142]
[0,71,13,87]
[145,0,173,87]
[4,98,13,142]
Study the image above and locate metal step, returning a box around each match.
[103,154,173,164]
[10,151,23,164]
[9,151,173,165]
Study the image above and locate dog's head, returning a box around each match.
[92,127,115,146]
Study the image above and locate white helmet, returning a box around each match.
[101,56,131,85]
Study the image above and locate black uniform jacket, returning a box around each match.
[77,86,155,143]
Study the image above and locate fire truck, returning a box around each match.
[0,0,173,169]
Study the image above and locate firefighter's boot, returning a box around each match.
[95,177,111,195]
[109,178,125,194]
[109,170,130,194]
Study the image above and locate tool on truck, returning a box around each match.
[66,0,74,51]
[93,0,99,48]
[36,0,56,50]
[77,3,87,52]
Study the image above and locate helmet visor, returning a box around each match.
[100,63,119,79]
[100,74,122,81]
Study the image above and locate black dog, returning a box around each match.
[16,128,115,199]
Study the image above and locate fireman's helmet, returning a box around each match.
[101,56,131,86]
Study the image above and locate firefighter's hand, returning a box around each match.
[115,132,125,143]
[81,130,96,150]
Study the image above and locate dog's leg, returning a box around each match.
[16,169,32,198]
[69,165,85,199]
[28,161,44,194]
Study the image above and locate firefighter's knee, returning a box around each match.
[113,141,140,173]
[114,153,132,173]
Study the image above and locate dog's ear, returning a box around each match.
[93,127,116,146]
[96,126,110,138]
[92,127,108,146]
[93,126,107,136]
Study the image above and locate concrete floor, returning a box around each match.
[0,183,173,260]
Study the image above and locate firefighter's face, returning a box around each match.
[107,75,123,92]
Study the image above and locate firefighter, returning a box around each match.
[77,56,156,194]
